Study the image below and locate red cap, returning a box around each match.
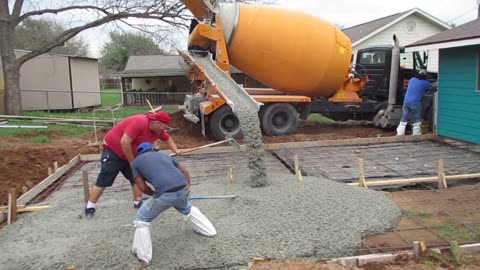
[146,111,171,125]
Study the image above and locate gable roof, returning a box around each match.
[118,55,242,77]
[406,18,480,51]
[117,55,184,77]
[343,8,451,46]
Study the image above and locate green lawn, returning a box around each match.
[0,120,93,137]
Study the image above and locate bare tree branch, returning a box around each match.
[18,5,111,22]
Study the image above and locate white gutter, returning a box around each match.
[406,37,480,52]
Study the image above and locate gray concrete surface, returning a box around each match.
[0,173,400,269]
[1,140,478,269]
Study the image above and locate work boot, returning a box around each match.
[85,207,96,216]
[396,122,407,136]
[133,200,143,209]
[412,122,422,135]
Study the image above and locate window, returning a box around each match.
[358,51,387,65]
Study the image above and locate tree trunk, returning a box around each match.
[0,21,22,115]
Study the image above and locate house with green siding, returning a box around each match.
[406,18,480,144]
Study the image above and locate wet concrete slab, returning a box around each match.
[59,140,480,192]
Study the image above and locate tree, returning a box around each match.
[0,0,190,115]
[100,31,166,72]
[16,18,89,56]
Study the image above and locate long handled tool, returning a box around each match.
[191,195,238,200]
[170,135,240,156]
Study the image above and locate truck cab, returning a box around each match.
[310,44,437,128]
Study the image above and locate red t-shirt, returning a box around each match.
[103,115,170,160]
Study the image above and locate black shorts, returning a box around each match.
[95,148,134,188]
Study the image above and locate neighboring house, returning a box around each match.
[117,55,262,106]
[343,8,451,72]
[0,50,101,113]
[406,18,480,144]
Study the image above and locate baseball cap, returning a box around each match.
[137,142,154,155]
[419,69,427,75]
[146,111,171,125]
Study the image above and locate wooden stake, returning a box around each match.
[294,155,301,181]
[53,161,59,172]
[48,167,53,175]
[412,241,427,257]
[227,167,234,183]
[437,159,447,189]
[82,170,90,203]
[7,188,17,225]
[450,241,461,266]
[358,159,367,188]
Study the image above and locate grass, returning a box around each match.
[0,120,92,138]
[101,88,122,107]
[434,225,478,241]
[401,209,433,218]
[28,135,52,144]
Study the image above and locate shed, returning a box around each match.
[343,8,451,72]
[117,55,263,106]
[406,18,480,144]
[0,50,101,113]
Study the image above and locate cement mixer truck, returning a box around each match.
[179,1,436,140]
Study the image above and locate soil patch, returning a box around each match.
[0,112,394,205]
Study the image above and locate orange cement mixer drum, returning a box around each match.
[222,4,352,97]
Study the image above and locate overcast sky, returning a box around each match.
[85,0,479,58]
[277,0,479,27]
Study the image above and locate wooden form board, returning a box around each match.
[80,134,436,161]
[0,155,80,224]
[329,243,480,267]
[0,114,113,125]
[348,173,480,187]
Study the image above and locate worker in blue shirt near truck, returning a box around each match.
[396,69,436,136]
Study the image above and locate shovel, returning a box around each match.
[169,135,240,157]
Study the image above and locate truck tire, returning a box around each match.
[261,103,298,136]
[208,105,243,140]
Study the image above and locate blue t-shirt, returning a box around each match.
[131,151,188,197]
[404,77,433,104]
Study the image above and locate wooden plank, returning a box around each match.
[0,205,52,214]
[80,154,101,162]
[0,155,80,224]
[17,155,80,205]
[460,243,480,255]
[0,114,114,125]
[357,254,398,267]
[348,172,480,187]
[82,170,90,203]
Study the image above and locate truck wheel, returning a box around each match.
[209,105,243,140]
[261,103,298,136]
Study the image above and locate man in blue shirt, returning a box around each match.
[396,69,435,136]
[131,142,216,264]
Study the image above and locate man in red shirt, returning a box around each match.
[85,111,180,216]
